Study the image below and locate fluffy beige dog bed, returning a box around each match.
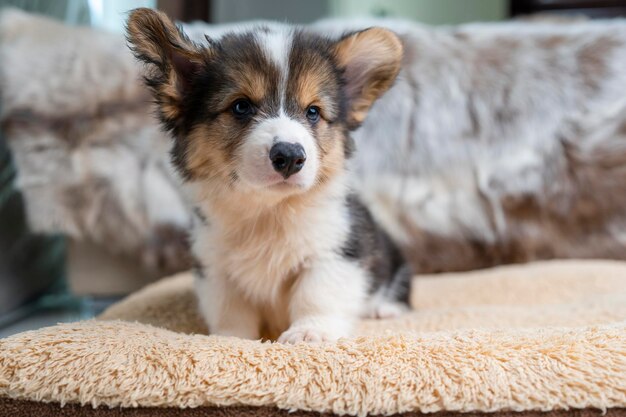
[1,260,626,417]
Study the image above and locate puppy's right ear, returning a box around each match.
[126,8,206,130]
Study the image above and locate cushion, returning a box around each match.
[1,260,625,416]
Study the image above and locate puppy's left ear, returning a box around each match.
[334,28,403,130]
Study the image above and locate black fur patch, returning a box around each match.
[341,194,411,303]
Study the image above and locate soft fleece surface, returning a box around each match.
[1,260,626,416]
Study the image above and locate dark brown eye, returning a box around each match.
[232,99,253,118]
[306,105,320,123]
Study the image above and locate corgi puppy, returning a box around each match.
[127,8,411,343]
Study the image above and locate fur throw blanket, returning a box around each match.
[1,9,626,275]
[0,9,190,274]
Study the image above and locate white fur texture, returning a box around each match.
[191,173,367,342]
[256,27,292,108]
[0,9,191,275]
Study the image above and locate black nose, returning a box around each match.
[269,142,306,179]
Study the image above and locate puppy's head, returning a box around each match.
[127,9,402,201]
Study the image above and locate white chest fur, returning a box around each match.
[190,177,351,305]
[188,176,378,342]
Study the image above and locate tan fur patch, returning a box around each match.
[292,69,342,123]
[295,71,321,106]
[577,36,620,92]
[293,71,324,109]
[184,124,237,181]
[478,38,519,71]
[315,128,347,186]
[538,35,567,49]
[334,28,403,127]
[213,70,270,112]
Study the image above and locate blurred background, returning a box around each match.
[1,0,626,338]
[5,0,626,31]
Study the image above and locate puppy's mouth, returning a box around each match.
[265,175,309,191]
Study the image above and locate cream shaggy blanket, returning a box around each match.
[1,260,626,416]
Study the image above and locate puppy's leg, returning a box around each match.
[363,292,409,319]
[195,275,260,339]
[363,264,412,319]
[278,257,368,344]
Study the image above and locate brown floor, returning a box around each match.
[1,398,624,417]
